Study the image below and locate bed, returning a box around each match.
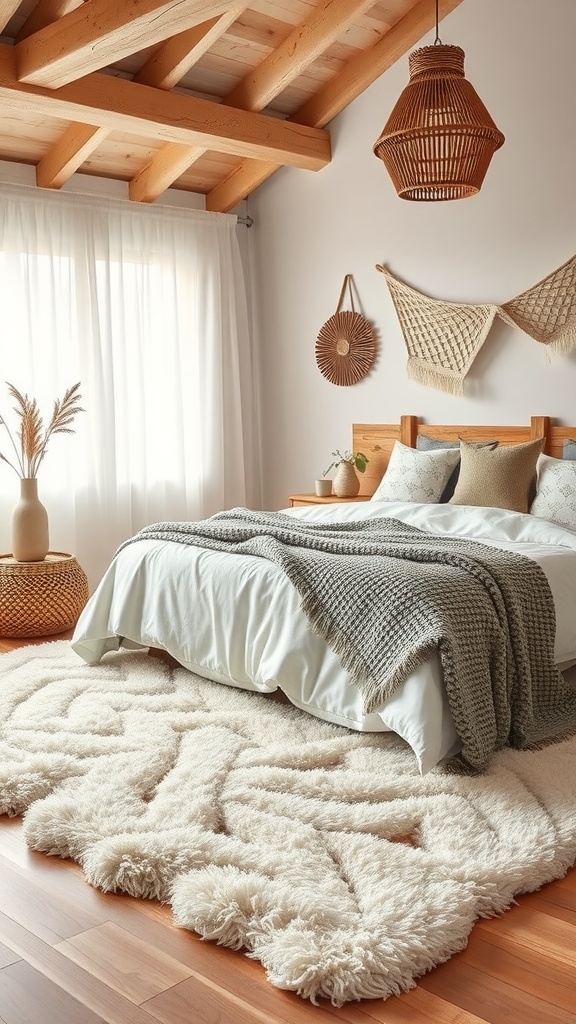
[71,415,576,774]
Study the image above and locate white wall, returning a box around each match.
[247,0,576,511]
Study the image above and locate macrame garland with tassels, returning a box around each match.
[499,253,576,354]
[376,264,500,396]
[377,253,576,394]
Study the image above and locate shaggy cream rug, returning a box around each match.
[1,642,576,1006]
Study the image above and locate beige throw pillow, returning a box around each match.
[449,437,544,513]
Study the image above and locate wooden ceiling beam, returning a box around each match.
[0,45,330,170]
[205,0,465,211]
[35,9,244,193]
[129,0,374,203]
[15,0,236,88]
[224,0,377,114]
[21,1,105,190]
[129,144,208,204]
[0,0,28,35]
[291,0,466,128]
[36,123,108,188]
[134,7,244,91]
[206,159,280,216]
[15,0,83,43]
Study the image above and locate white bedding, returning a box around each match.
[72,501,576,773]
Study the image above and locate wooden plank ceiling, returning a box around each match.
[0,0,464,211]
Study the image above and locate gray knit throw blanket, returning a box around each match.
[119,509,576,773]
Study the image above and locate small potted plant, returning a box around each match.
[323,449,369,498]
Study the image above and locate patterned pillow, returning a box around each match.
[371,441,460,503]
[416,435,498,501]
[449,437,544,513]
[415,435,460,501]
[531,454,576,530]
[563,439,576,460]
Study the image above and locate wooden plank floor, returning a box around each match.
[1,635,576,1023]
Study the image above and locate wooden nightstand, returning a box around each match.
[0,552,89,638]
[288,493,372,508]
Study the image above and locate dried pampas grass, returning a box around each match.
[0,381,84,478]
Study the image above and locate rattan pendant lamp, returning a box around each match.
[373,0,504,201]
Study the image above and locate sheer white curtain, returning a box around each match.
[0,184,261,590]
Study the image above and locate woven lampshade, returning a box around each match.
[373,44,504,201]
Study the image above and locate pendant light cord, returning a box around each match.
[434,0,442,44]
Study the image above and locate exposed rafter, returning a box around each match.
[207,160,280,217]
[15,0,83,42]
[129,0,376,203]
[206,0,466,212]
[224,0,378,114]
[0,44,330,170]
[36,10,244,191]
[0,0,469,209]
[15,0,236,87]
[130,144,208,205]
[36,123,109,189]
[0,0,26,35]
[133,7,244,91]
[16,1,89,188]
[292,0,466,128]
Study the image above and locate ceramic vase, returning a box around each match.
[332,461,360,498]
[11,477,49,562]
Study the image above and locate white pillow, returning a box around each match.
[530,453,576,530]
[371,441,461,503]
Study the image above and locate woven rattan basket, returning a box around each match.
[0,551,89,638]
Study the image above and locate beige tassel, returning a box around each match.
[407,358,464,396]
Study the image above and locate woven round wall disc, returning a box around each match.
[316,310,376,386]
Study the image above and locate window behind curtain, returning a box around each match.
[0,185,260,591]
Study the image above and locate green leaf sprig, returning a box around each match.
[323,449,369,477]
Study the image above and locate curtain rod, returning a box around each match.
[236,214,253,228]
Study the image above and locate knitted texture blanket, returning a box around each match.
[120,510,576,773]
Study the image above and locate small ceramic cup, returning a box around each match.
[315,479,332,497]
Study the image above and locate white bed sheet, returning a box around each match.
[72,501,576,773]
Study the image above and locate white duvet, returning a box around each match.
[72,502,576,773]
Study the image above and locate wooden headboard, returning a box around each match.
[352,416,575,497]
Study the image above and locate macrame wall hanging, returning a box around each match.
[377,252,576,395]
[499,253,576,353]
[316,275,377,386]
[375,264,500,396]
